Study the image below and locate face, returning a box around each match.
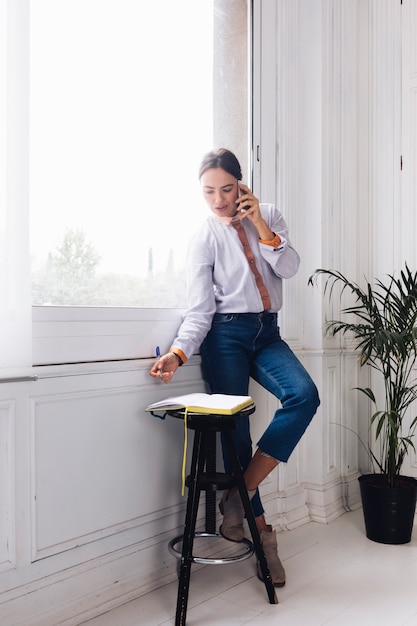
[200,167,239,219]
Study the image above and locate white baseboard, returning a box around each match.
[304,474,362,524]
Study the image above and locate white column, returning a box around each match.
[369,0,402,275]
[0,0,32,373]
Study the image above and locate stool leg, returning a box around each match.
[176,428,206,626]
[223,431,278,605]
[204,430,217,534]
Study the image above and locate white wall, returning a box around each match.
[0,359,208,625]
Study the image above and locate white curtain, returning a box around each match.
[0,0,31,372]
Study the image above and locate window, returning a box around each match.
[30,0,250,308]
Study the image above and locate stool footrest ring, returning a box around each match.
[169,532,254,565]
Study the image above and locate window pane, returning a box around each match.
[30,0,248,306]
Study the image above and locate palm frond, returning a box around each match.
[309,264,417,486]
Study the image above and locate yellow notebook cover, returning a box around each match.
[146,393,254,415]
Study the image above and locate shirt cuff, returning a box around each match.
[169,348,187,365]
[259,233,281,248]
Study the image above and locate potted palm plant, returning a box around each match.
[309,264,417,544]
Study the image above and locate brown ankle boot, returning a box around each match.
[219,488,256,542]
[257,528,286,587]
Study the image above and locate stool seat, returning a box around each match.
[166,404,278,626]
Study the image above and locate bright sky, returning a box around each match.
[30,0,213,276]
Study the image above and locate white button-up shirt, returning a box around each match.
[171,203,300,360]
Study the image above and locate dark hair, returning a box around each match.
[198,148,242,181]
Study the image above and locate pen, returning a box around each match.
[155,346,163,379]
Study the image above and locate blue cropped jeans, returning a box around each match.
[200,312,320,517]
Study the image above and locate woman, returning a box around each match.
[150,148,320,587]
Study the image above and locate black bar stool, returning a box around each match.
[166,404,278,626]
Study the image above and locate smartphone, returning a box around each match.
[238,184,247,213]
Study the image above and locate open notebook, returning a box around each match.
[145,393,254,415]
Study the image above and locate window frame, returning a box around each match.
[30,0,273,367]
[32,305,186,366]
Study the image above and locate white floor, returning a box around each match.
[81,508,417,626]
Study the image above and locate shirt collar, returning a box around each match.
[210,213,240,226]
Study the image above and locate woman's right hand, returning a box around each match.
[149,352,180,383]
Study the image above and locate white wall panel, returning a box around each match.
[31,389,178,559]
[29,367,205,561]
[340,353,361,478]
[325,364,338,475]
[0,400,14,569]
[370,0,402,274]
[401,0,417,266]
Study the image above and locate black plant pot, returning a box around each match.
[359,474,417,544]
